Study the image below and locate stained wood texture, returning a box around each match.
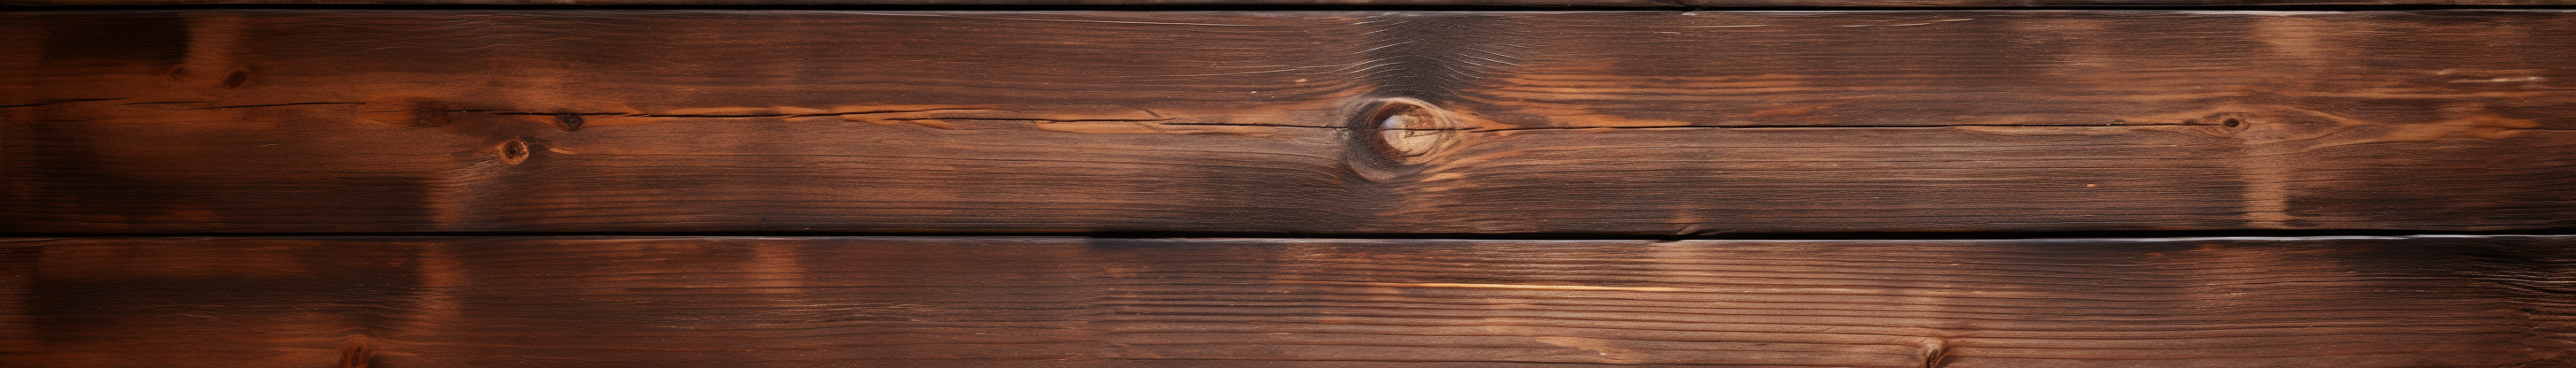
[10,0,2576,6]
[0,235,2567,367]
[8,11,2576,234]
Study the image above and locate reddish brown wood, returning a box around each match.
[6,0,2575,7]
[8,11,2576,234]
[10,7,2569,368]
[1,235,2570,367]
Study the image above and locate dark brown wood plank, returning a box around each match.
[1,235,2569,366]
[9,0,2576,7]
[8,11,2576,234]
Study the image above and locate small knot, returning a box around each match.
[2191,112,2254,137]
[1359,98,1460,166]
[222,69,250,89]
[551,113,586,132]
[498,140,532,165]
[338,340,372,368]
[1918,338,1952,368]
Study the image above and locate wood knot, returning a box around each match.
[498,140,532,165]
[2190,112,2254,137]
[222,69,250,89]
[338,340,372,368]
[1358,98,1462,166]
[550,113,586,132]
[1917,338,1952,368]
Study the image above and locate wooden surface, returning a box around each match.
[12,11,2576,234]
[11,0,2576,7]
[14,5,2571,368]
[0,235,2567,367]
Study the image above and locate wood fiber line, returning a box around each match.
[0,235,2569,367]
[10,0,2576,7]
[5,11,2575,234]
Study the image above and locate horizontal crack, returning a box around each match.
[1161,122,1342,128]
[12,4,2576,12]
[880,117,1177,122]
[489,111,631,116]
[0,98,126,109]
[156,102,364,110]
[3,229,2571,242]
[1154,122,2209,131]
[632,108,991,119]
[1457,123,2212,133]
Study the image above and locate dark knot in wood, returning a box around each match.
[498,140,532,165]
[2193,112,2255,137]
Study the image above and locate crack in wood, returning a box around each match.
[149,102,364,110]
[0,98,127,109]
[629,107,990,119]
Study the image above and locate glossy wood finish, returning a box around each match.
[9,11,2576,234]
[3,235,2570,367]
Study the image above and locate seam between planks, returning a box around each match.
[12,4,2576,12]
[7,229,2576,240]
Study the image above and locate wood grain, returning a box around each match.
[8,11,2576,234]
[0,235,2568,367]
[10,0,2576,7]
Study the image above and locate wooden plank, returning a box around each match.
[10,0,2576,7]
[1,235,2569,366]
[7,11,2576,234]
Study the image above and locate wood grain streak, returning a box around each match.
[10,0,2576,7]
[0,235,2569,367]
[7,11,2576,234]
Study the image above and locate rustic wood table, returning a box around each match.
[4,0,2573,366]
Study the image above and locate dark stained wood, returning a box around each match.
[10,0,2576,7]
[8,11,2576,234]
[1,235,2569,367]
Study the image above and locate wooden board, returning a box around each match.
[8,11,2576,234]
[11,0,2576,7]
[1,235,2569,367]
